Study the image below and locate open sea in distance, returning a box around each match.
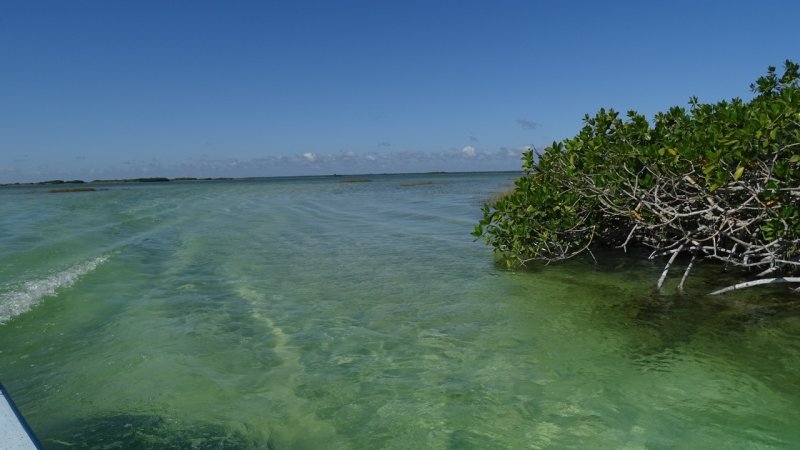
[1,172,799,448]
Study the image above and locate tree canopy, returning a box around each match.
[474,61,800,294]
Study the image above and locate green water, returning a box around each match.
[1,173,799,449]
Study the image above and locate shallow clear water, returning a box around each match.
[1,173,799,449]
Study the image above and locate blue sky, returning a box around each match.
[1,0,799,183]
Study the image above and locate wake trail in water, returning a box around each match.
[234,285,340,447]
[0,255,109,324]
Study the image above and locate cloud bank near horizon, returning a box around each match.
[0,146,533,183]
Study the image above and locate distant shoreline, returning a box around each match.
[0,171,522,188]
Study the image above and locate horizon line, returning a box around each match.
[1,170,524,187]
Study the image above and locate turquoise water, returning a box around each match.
[1,173,799,449]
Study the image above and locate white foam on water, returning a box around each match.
[0,255,109,324]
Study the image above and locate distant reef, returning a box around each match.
[1,177,233,187]
[91,177,171,183]
[48,187,97,193]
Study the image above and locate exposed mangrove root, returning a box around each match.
[677,253,696,292]
[657,245,683,290]
[708,277,800,296]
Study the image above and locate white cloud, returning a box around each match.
[462,146,477,157]
[302,152,317,162]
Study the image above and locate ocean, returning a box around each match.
[1,173,799,448]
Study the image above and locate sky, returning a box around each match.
[1,0,799,183]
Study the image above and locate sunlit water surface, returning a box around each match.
[1,173,799,449]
